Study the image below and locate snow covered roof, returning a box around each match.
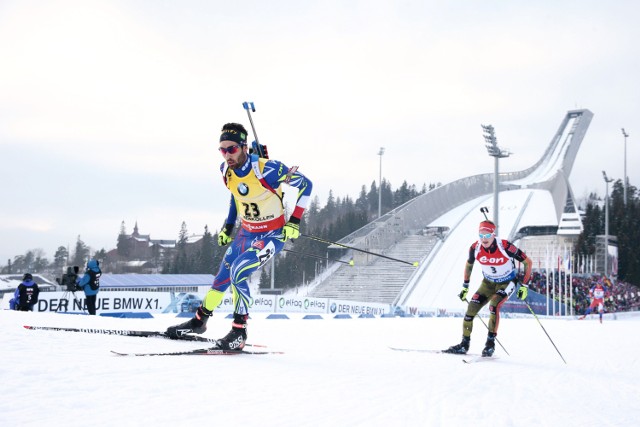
[185,235,203,244]
[120,261,154,268]
[0,274,56,292]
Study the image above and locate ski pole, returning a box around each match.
[242,101,268,158]
[283,249,354,266]
[480,206,489,220]
[242,101,260,144]
[300,233,419,267]
[525,301,567,364]
[465,297,509,356]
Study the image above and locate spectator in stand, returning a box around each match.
[13,273,40,311]
[517,271,640,316]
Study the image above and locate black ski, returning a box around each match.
[23,325,265,348]
[111,348,283,357]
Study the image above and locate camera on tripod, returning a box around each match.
[55,266,81,292]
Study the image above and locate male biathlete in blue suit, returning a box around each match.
[167,122,312,350]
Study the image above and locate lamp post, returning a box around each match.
[602,171,614,276]
[378,147,385,218]
[622,128,629,205]
[482,125,511,233]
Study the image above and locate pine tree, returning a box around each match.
[173,222,191,273]
[575,199,601,256]
[610,180,640,282]
[93,249,107,265]
[356,185,369,219]
[117,220,131,258]
[197,225,215,273]
[71,236,90,267]
[31,249,49,272]
[367,180,378,215]
[53,246,69,272]
[381,178,393,214]
[259,263,271,289]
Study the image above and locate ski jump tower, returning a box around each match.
[311,110,593,311]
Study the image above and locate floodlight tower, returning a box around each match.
[622,128,629,205]
[602,171,614,276]
[378,147,385,218]
[482,124,511,233]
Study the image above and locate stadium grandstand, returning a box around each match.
[307,109,601,312]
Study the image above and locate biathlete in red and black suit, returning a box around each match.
[444,220,532,357]
[579,281,609,323]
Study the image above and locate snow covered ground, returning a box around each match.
[1,310,638,427]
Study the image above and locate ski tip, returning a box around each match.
[463,356,498,363]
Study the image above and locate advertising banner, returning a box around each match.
[327,299,390,316]
[5,291,173,314]
[275,296,329,314]
[211,294,277,313]
[3,291,392,317]
[500,290,563,315]
[164,292,277,314]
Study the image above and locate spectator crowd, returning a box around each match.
[520,271,640,315]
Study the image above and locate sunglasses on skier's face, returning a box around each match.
[219,144,243,155]
[479,233,493,239]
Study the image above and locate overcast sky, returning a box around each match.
[1,0,638,265]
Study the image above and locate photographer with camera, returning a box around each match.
[13,273,40,311]
[54,266,82,313]
[56,266,80,291]
[76,259,101,315]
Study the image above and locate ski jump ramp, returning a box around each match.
[332,109,593,312]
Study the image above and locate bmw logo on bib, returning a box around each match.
[238,183,249,196]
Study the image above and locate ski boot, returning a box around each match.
[443,336,470,354]
[215,313,248,351]
[481,332,496,357]
[166,306,212,339]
